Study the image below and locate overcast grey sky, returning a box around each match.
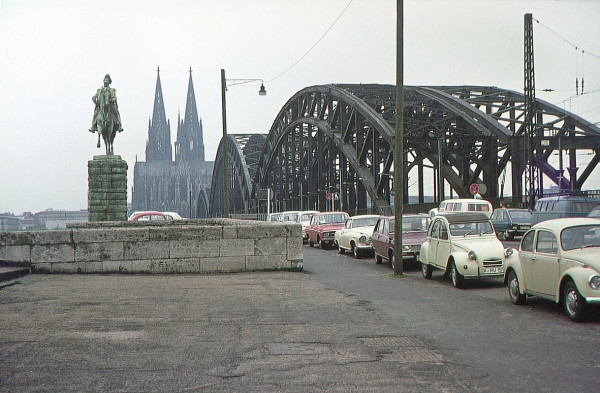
[1,0,599,214]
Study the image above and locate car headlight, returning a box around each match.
[468,250,477,260]
[589,275,600,290]
[403,245,410,251]
[505,247,514,257]
[359,235,367,243]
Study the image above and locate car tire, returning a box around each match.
[421,263,432,279]
[338,243,345,254]
[563,280,586,322]
[507,270,526,305]
[497,231,504,240]
[318,237,324,249]
[308,239,314,247]
[352,242,361,259]
[389,251,395,270]
[375,253,383,264]
[450,261,464,288]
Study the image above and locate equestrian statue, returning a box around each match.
[89,74,123,155]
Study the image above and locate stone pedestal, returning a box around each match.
[88,155,128,222]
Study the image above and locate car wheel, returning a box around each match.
[497,231,504,240]
[421,263,432,279]
[308,238,314,247]
[563,280,586,322]
[338,242,345,254]
[507,270,526,305]
[375,253,383,264]
[317,237,323,249]
[449,261,464,288]
[351,242,361,259]
[389,252,395,270]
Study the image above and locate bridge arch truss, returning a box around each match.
[253,84,600,215]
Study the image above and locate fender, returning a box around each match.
[448,251,479,278]
[503,251,527,292]
[418,241,430,263]
[557,264,600,303]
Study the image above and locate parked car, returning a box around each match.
[432,198,493,218]
[531,195,600,225]
[266,212,282,222]
[280,211,301,223]
[419,213,511,288]
[297,210,319,243]
[305,211,349,249]
[504,217,600,322]
[372,214,431,269]
[129,211,167,222]
[334,215,381,258]
[490,208,532,240]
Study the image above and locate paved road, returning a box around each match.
[302,244,600,393]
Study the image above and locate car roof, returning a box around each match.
[536,195,600,202]
[532,217,600,230]
[436,212,490,223]
[350,214,381,219]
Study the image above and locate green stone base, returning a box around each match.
[88,155,128,222]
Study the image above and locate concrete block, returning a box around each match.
[31,244,75,263]
[124,241,169,260]
[0,231,35,246]
[236,225,288,239]
[51,261,102,273]
[31,262,52,273]
[289,259,304,271]
[73,227,148,243]
[219,239,254,257]
[0,245,30,263]
[130,259,154,273]
[254,237,287,256]
[169,239,220,259]
[161,258,200,274]
[222,226,237,239]
[286,237,304,261]
[30,231,73,245]
[152,226,222,241]
[75,242,123,262]
[201,256,245,273]
[246,255,287,271]
[102,260,133,273]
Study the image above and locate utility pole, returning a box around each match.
[393,0,404,275]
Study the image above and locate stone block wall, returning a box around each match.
[88,155,128,222]
[0,219,303,274]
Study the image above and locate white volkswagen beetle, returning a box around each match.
[504,217,600,322]
[419,213,512,288]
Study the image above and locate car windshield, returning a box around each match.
[402,217,429,231]
[560,225,600,251]
[300,213,315,221]
[449,221,494,236]
[353,217,380,228]
[318,214,347,224]
[282,213,298,222]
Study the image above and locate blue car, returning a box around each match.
[490,208,532,241]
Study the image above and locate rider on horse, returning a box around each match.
[90,74,123,154]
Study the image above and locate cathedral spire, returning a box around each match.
[175,67,205,163]
[146,66,172,162]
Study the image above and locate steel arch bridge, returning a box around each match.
[210,133,266,217]
[213,84,600,217]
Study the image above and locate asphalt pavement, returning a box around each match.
[0,269,486,392]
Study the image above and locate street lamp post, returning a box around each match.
[220,68,266,217]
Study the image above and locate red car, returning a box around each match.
[306,211,349,249]
[128,211,167,222]
[371,214,430,269]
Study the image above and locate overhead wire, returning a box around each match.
[266,0,354,83]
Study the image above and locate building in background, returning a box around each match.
[131,68,213,218]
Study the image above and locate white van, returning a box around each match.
[432,198,493,218]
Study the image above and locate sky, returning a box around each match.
[1,0,599,214]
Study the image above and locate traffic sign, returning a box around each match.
[469,183,479,195]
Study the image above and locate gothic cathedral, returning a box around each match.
[131,68,214,218]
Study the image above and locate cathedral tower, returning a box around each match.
[145,67,172,162]
[175,67,205,163]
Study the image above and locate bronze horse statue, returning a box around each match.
[90,74,123,155]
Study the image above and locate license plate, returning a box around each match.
[483,266,503,274]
